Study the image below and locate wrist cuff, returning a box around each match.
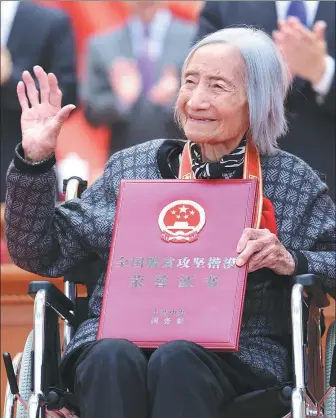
[288,250,308,276]
[312,55,335,96]
[14,143,56,174]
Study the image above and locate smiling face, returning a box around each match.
[176,43,250,149]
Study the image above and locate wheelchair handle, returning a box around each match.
[63,176,88,198]
[3,352,19,395]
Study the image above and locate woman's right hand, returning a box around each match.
[18,66,75,162]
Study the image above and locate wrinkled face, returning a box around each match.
[129,1,163,23]
[176,44,250,146]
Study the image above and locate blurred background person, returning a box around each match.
[195,1,335,201]
[0,0,77,201]
[81,1,195,156]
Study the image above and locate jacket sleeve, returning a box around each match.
[81,37,134,127]
[4,145,117,278]
[317,70,335,119]
[194,1,227,43]
[48,11,77,107]
[288,169,336,295]
[1,11,77,112]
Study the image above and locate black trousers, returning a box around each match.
[63,338,268,418]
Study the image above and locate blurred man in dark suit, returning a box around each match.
[82,1,195,156]
[195,1,335,201]
[1,1,77,201]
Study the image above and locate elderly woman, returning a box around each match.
[5,27,335,418]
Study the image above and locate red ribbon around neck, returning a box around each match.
[178,137,278,235]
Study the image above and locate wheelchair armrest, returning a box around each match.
[294,274,330,308]
[28,281,76,326]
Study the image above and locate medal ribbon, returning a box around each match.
[178,137,277,234]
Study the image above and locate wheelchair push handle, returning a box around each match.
[63,176,88,199]
[3,352,19,395]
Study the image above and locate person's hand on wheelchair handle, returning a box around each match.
[17,66,76,162]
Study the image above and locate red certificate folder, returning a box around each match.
[98,179,258,351]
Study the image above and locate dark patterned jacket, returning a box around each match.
[5,139,336,387]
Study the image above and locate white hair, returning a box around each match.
[179,27,290,155]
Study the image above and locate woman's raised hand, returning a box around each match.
[17,66,75,162]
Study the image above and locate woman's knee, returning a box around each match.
[77,338,146,377]
[74,339,149,414]
[148,340,201,371]
[147,340,230,404]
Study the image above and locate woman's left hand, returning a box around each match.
[236,228,295,275]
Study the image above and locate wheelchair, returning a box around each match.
[3,177,336,418]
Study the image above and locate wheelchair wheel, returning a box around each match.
[16,331,33,418]
[3,353,22,418]
[325,321,336,418]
